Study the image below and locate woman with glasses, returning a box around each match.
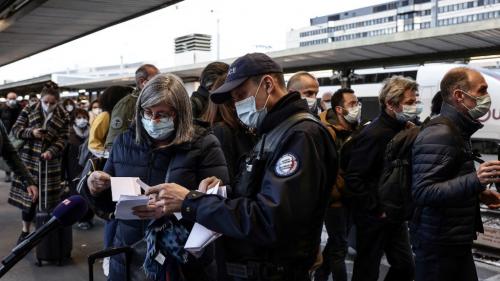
[87,73,229,281]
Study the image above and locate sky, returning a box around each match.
[0,0,389,83]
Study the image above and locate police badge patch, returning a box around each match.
[110,117,123,129]
[274,153,299,177]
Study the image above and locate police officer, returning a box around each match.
[147,53,337,281]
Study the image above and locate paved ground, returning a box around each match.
[0,171,107,281]
[0,170,498,281]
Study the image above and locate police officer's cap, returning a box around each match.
[210,53,283,104]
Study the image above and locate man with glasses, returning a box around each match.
[411,67,500,281]
[315,88,362,281]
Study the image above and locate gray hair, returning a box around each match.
[135,73,194,145]
[286,71,317,91]
[378,75,419,109]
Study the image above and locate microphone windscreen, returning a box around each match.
[52,195,89,226]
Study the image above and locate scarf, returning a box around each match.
[143,217,190,280]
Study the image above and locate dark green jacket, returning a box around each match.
[105,89,139,149]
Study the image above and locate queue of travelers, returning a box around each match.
[0,54,499,281]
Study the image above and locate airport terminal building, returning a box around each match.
[287,0,500,48]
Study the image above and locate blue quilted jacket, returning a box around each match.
[411,102,485,245]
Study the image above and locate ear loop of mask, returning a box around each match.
[457,89,475,111]
[255,76,271,111]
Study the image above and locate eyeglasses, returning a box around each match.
[142,110,171,120]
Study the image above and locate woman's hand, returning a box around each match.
[41,151,53,160]
[26,185,38,202]
[197,176,222,193]
[32,128,47,139]
[87,171,111,196]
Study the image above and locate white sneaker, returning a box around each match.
[102,257,110,277]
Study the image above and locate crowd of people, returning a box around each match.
[0,53,499,281]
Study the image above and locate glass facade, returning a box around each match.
[291,0,500,48]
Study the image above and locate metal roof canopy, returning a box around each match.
[4,18,500,92]
[0,0,182,67]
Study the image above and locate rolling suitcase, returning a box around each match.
[35,160,73,266]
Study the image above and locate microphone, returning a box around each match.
[0,195,88,278]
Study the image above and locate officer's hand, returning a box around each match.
[26,185,38,202]
[198,176,221,193]
[147,183,190,214]
[477,161,500,185]
[480,189,500,209]
[132,199,164,219]
[87,171,111,196]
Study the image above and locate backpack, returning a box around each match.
[377,116,463,223]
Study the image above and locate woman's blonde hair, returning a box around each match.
[135,73,194,145]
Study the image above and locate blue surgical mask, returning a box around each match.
[235,79,269,129]
[141,117,175,140]
[394,104,422,123]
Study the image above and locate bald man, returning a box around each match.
[287,71,320,114]
[411,67,500,281]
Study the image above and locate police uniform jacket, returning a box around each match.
[181,92,337,268]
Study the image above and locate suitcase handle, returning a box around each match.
[38,160,49,212]
[88,247,132,281]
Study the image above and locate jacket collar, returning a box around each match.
[194,86,210,99]
[257,91,309,135]
[377,108,406,132]
[440,102,483,137]
[320,109,352,133]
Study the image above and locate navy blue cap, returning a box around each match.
[210,53,283,104]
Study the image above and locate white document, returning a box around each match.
[110,177,141,202]
[184,184,226,257]
[114,195,149,220]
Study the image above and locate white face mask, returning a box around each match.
[343,104,362,124]
[394,104,422,123]
[75,118,88,128]
[6,100,16,107]
[304,97,317,108]
[324,103,332,110]
[42,102,56,114]
[460,90,491,120]
[65,105,74,112]
[235,79,269,129]
[92,108,102,115]
[141,117,175,140]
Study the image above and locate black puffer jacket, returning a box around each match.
[411,102,485,245]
